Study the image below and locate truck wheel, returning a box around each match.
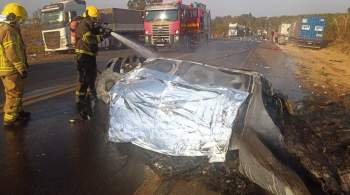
[204,34,209,47]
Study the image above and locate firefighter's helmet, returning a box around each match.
[1,3,28,22]
[83,6,100,18]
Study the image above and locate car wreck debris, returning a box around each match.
[108,67,248,162]
[95,54,350,195]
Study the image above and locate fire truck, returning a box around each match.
[144,1,211,51]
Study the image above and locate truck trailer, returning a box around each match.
[98,7,144,49]
[41,0,144,52]
[278,23,291,36]
[289,16,326,49]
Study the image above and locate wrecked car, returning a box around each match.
[94,54,350,195]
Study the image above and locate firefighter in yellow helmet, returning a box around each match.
[74,5,109,119]
[0,3,31,125]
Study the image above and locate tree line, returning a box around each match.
[127,0,163,10]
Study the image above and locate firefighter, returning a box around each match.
[74,5,108,117]
[0,3,30,125]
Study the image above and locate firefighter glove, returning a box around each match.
[101,33,107,38]
[20,70,28,79]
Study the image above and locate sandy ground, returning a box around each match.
[280,43,350,102]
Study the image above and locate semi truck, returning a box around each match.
[41,0,144,52]
[257,30,262,35]
[289,16,326,48]
[278,23,291,43]
[144,1,211,51]
[228,23,245,36]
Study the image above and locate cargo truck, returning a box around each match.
[278,23,291,36]
[144,1,211,51]
[98,7,144,49]
[228,23,245,36]
[289,16,326,49]
[41,0,144,52]
[278,23,291,44]
[257,30,262,35]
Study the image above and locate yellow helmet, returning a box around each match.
[1,3,28,22]
[83,6,99,18]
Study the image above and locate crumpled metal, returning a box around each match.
[108,68,249,162]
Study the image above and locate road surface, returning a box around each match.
[0,37,305,195]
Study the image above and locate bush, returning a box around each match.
[21,23,42,44]
[325,14,350,54]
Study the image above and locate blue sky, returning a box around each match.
[0,0,349,18]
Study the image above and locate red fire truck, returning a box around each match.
[144,1,211,51]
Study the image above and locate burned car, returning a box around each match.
[94,54,350,195]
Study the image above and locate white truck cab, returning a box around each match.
[42,0,86,52]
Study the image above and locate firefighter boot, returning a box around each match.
[19,111,31,119]
[3,116,26,126]
[76,100,89,120]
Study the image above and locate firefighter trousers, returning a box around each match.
[1,72,24,122]
[76,54,97,102]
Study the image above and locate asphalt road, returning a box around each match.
[0,37,305,195]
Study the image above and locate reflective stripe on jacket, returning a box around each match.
[75,17,102,56]
[0,22,27,76]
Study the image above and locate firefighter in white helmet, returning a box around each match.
[0,3,31,125]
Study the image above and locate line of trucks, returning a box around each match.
[277,16,326,48]
[227,16,326,49]
[41,0,211,52]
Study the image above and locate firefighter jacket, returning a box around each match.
[75,17,103,56]
[0,22,27,76]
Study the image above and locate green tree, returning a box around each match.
[127,0,163,10]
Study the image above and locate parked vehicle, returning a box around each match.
[41,0,85,52]
[228,23,245,36]
[289,16,326,48]
[278,23,291,36]
[98,7,144,49]
[257,30,262,35]
[144,1,211,51]
[41,0,144,52]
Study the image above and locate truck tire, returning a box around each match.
[204,34,209,47]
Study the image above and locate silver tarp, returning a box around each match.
[108,68,249,162]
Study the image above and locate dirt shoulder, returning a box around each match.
[281,44,350,102]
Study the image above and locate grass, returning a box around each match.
[319,70,327,77]
[27,45,45,55]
